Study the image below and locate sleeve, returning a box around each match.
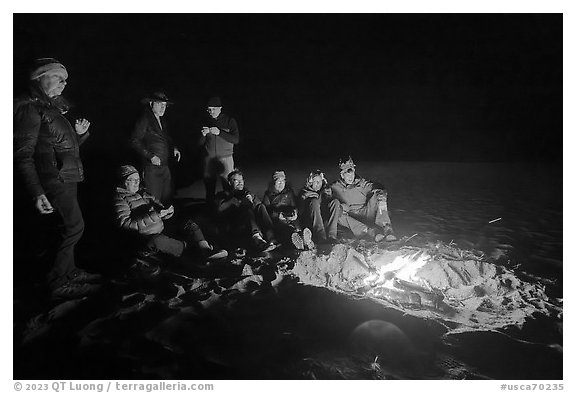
[13,104,45,197]
[217,117,239,144]
[77,131,90,146]
[130,115,153,160]
[363,178,386,196]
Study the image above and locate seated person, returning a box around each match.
[298,169,340,244]
[114,165,227,261]
[215,169,280,252]
[329,157,397,242]
[262,170,314,250]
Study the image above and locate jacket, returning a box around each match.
[200,112,239,158]
[262,184,298,219]
[114,187,165,235]
[131,108,174,164]
[215,188,261,214]
[13,86,89,197]
[330,177,386,210]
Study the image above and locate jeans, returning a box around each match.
[43,182,85,288]
[301,197,340,241]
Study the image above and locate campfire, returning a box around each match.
[290,242,562,333]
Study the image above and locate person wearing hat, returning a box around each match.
[199,96,240,205]
[299,169,341,245]
[114,165,227,262]
[131,91,181,204]
[329,156,397,242]
[14,57,102,300]
[262,170,312,250]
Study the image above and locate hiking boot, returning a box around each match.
[201,246,228,261]
[51,281,102,301]
[291,232,305,250]
[263,240,280,253]
[252,232,269,251]
[69,270,103,284]
[302,228,315,250]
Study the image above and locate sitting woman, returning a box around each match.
[262,170,313,250]
[114,165,227,262]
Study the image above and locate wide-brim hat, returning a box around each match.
[141,91,174,105]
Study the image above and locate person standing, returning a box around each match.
[199,96,239,204]
[14,57,102,300]
[131,91,181,204]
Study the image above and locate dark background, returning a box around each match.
[13,14,562,180]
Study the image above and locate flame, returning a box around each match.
[363,252,431,290]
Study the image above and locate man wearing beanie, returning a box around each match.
[114,165,227,262]
[199,96,240,205]
[329,157,397,242]
[14,57,102,300]
[131,91,181,204]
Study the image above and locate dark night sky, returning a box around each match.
[13,14,562,166]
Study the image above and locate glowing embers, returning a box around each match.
[361,252,447,310]
[363,252,431,289]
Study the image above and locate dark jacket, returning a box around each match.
[215,188,260,215]
[114,187,165,235]
[131,108,174,164]
[262,184,298,219]
[200,112,239,158]
[14,85,89,197]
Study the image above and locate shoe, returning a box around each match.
[374,233,386,242]
[201,246,228,261]
[263,241,280,253]
[302,228,315,250]
[252,232,269,251]
[68,270,103,284]
[291,232,305,250]
[51,281,102,301]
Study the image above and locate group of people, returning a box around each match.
[13,57,397,302]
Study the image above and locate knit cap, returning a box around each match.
[29,58,68,80]
[118,165,138,181]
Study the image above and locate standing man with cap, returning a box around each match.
[14,57,102,300]
[199,96,240,205]
[131,91,181,204]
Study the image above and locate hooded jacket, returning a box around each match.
[14,85,89,197]
[200,112,239,158]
